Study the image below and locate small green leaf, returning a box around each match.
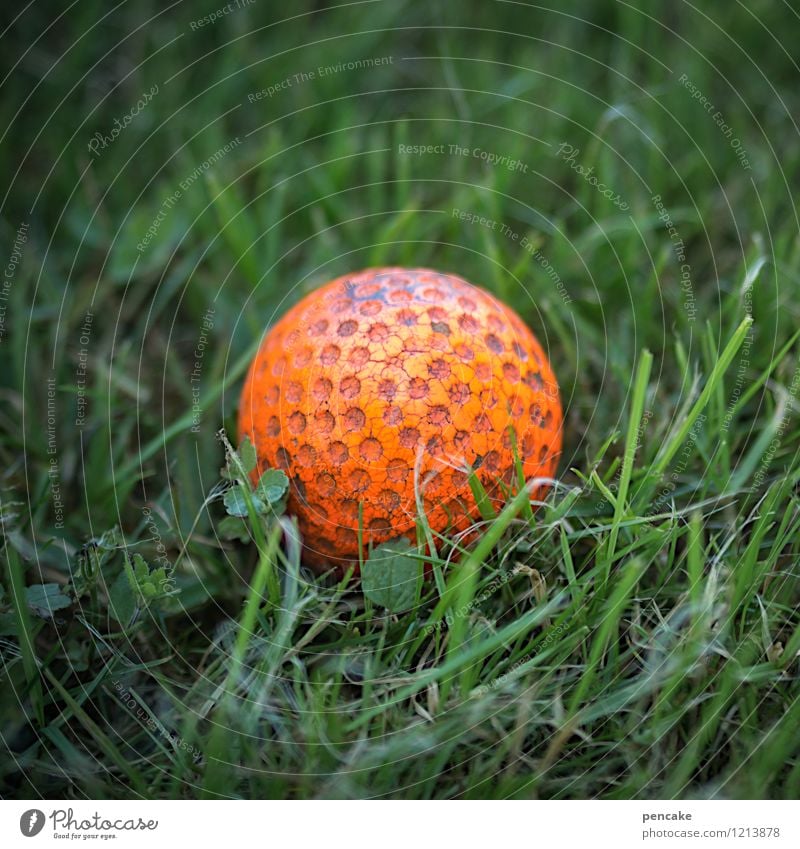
[217,515,252,542]
[238,437,258,474]
[223,486,251,517]
[361,540,422,612]
[108,569,136,625]
[221,431,255,480]
[132,553,149,580]
[254,469,289,505]
[0,611,20,636]
[224,470,289,519]
[25,583,72,618]
[107,554,177,624]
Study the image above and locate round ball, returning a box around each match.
[238,267,562,571]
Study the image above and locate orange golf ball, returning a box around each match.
[238,267,562,571]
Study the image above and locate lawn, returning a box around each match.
[1,0,799,800]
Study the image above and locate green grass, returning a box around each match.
[1,0,800,799]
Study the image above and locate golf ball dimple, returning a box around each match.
[238,267,563,571]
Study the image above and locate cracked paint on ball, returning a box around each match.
[238,268,562,571]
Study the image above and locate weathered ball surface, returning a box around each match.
[239,267,562,570]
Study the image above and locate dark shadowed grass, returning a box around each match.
[1,1,799,799]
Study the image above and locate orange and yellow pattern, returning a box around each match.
[239,268,562,571]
